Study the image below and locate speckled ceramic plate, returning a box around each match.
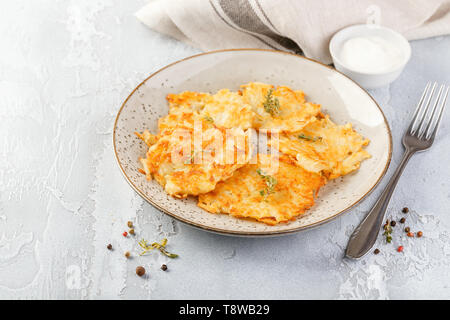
[113,49,392,236]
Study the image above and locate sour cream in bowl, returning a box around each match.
[329,24,411,89]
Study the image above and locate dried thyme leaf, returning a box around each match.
[263,89,280,116]
[139,238,178,258]
[382,220,393,243]
[256,168,277,198]
[158,247,179,258]
[184,150,197,164]
[298,133,322,142]
[204,115,214,123]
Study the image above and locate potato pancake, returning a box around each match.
[241,82,321,132]
[138,118,252,198]
[272,115,371,179]
[198,154,326,225]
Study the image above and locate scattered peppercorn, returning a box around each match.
[129,228,135,235]
[374,248,380,255]
[125,251,130,258]
[122,231,128,237]
[399,217,406,224]
[161,264,168,271]
[107,244,112,250]
[402,207,409,213]
[417,231,423,238]
[390,220,396,227]
[127,221,133,228]
[404,227,410,233]
[407,232,414,237]
[397,246,404,252]
[136,266,146,277]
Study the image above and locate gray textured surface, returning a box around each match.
[0,0,449,300]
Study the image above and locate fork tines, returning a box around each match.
[409,82,449,140]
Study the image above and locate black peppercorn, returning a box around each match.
[161,264,168,271]
[374,248,380,254]
[402,207,409,214]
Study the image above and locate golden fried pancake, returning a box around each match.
[241,82,321,132]
[138,119,252,198]
[273,115,371,179]
[198,154,326,225]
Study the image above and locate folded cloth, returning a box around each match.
[136,0,450,64]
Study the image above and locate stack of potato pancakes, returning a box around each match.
[137,82,370,225]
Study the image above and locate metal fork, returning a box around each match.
[346,82,449,259]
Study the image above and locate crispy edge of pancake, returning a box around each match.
[166,91,212,112]
[135,130,157,147]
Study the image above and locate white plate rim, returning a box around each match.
[113,48,393,237]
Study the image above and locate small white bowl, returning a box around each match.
[329,24,411,89]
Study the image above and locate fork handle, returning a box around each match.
[345,149,415,259]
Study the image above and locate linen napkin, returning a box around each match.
[136,0,450,64]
